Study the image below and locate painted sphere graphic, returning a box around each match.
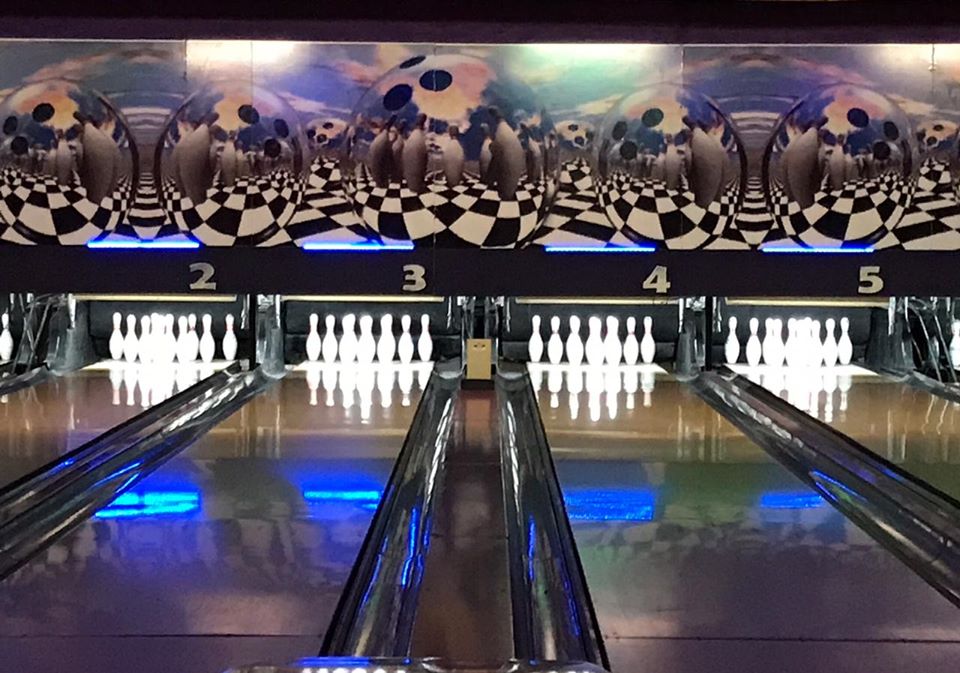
[763,84,915,248]
[914,118,960,196]
[342,53,558,248]
[0,79,137,244]
[155,82,307,246]
[594,83,745,249]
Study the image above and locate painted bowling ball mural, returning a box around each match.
[594,83,745,249]
[341,53,558,248]
[914,118,959,196]
[154,82,307,246]
[305,115,351,196]
[0,79,137,244]
[763,84,915,248]
[555,119,596,193]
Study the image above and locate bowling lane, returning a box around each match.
[533,364,960,673]
[734,364,960,500]
[0,363,431,673]
[0,362,225,491]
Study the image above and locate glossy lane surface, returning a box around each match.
[745,367,960,500]
[533,365,960,673]
[0,364,429,673]
[0,364,189,490]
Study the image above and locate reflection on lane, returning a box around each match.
[0,365,429,657]
[0,362,229,490]
[533,365,960,654]
[733,364,960,499]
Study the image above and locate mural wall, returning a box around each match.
[0,41,958,250]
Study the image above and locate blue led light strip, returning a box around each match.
[302,489,383,502]
[301,242,415,252]
[759,491,825,509]
[761,246,874,254]
[87,240,201,250]
[544,245,656,253]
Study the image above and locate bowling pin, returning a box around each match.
[222,314,238,361]
[809,319,822,368]
[187,314,200,362]
[547,316,563,365]
[769,318,786,368]
[357,315,377,365]
[108,312,124,361]
[398,315,414,365]
[585,316,604,367]
[760,318,774,366]
[725,316,740,365]
[322,315,338,364]
[603,316,622,365]
[623,317,640,366]
[139,315,152,363]
[528,315,544,363]
[0,312,11,362]
[306,313,322,362]
[837,316,853,366]
[199,314,215,364]
[339,314,358,363]
[417,314,433,362]
[640,316,656,365]
[377,314,397,363]
[165,314,177,363]
[822,318,839,368]
[488,106,525,199]
[566,316,585,367]
[745,317,762,367]
[176,316,191,363]
[950,320,960,368]
[402,113,428,193]
[123,314,139,363]
[368,116,395,187]
[443,125,465,187]
[785,318,799,368]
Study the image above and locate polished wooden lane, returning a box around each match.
[0,364,429,673]
[535,366,960,673]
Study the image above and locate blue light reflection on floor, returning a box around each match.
[563,488,657,521]
[759,491,826,509]
[95,489,201,519]
[302,488,382,510]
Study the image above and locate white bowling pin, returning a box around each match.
[377,314,397,363]
[623,317,640,366]
[0,313,11,362]
[165,314,177,363]
[417,314,433,362]
[322,315,338,364]
[357,315,377,365]
[745,317,762,367]
[785,318,799,368]
[528,315,544,363]
[809,319,822,368]
[566,316,585,366]
[837,316,853,366]
[725,316,740,365]
[640,316,656,365]
[585,316,604,367]
[123,314,139,363]
[139,315,152,363]
[222,314,238,361]
[199,314,215,363]
[398,315,415,365]
[187,314,200,362]
[547,316,563,365]
[950,320,960,368]
[760,318,775,366]
[603,316,622,365]
[306,313,322,362]
[769,318,786,368]
[108,312,124,361]
[176,316,191,363]
[340,314,358,363]
[822,318,839,368]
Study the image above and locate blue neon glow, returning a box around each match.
[302,489,383,502]
[761,246,874,254]
[563,488,657,521]
[760,492,825,509]
[95,489,200,519]
[301,242,415,252]
[544,245,656,253]
[86,240,201,250]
